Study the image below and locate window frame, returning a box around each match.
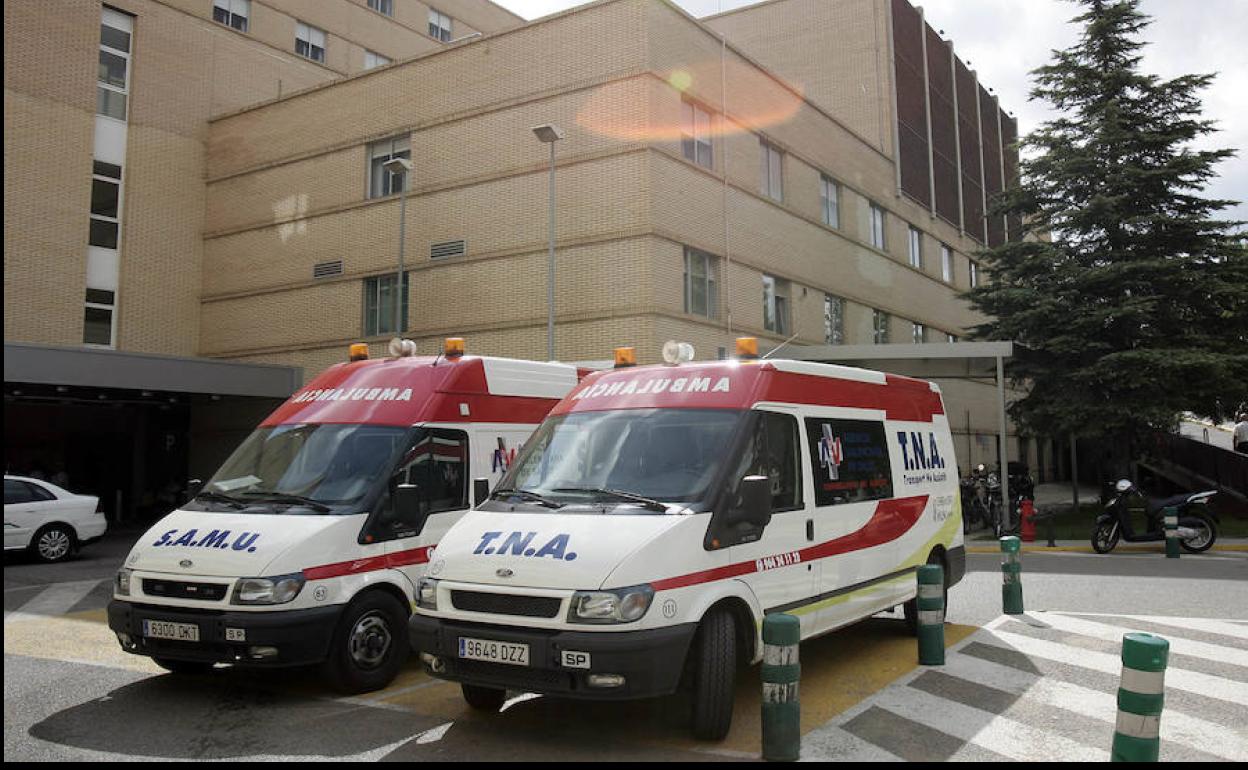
[760,138,783,202]
[428,8,453,42]
[97,14,131,123]
[683,246,718,319]
[912,321,926,344]
[941,244,953,283]
[763,274,790,336]
[83,288,117,348]
[295,21,326,63]
[367,0,394,17]
[820,175,840,229]
[869,202,887,250]
[823,293,845,345]
[363,272,410,337]
[969,259,980,288]
[364,49,392,70]
[89,161,123,251]
[873,309,891,344]
[908,225,923,269]
[367,135,411,199]
[680,99,714,170]
[212,0,250,32]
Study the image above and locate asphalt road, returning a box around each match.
[5,528,1246,762]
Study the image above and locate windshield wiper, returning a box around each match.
[195,491,246,509]
[238,491,332,513]
[489,487,563,509]
[553,487,670,513]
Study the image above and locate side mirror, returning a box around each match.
[729,475,772,529]
[393,483,429,534]
[473,477,490,507]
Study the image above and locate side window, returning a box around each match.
[372,429,468,541]
[804,418,894,506]
[27,482,55,502]
[5,480,36,505]
[730,411,802,512]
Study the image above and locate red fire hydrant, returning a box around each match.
[1019,498,1036,542]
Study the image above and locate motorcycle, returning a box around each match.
[1092,479,1219,554]
[959,464,992,534]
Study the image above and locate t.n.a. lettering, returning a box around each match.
[897,431,946,471]
[472,531,578,561]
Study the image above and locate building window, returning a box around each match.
[683,247,718,319]
[760,139,783,202]
[296,22,326,62]
[429,9,453,42]
[873,309,890,344]
[763,275,790,335]
[947,332,958,343]
[820,175,840,228]
[823,294,844,345]
[969,259,980,288]
[364,273,409,336]
[212,0,249,31]
[869,202,886,250]
[681,100,713,169]
[97,14,131,121]
[368,0,394,16]
[941,244,953,283]
[89,160,122,249]
[84,289,116,347]
[368,136,411,199]
[364,50,391,69]
[908,226,923,269]
[912,322,926,344]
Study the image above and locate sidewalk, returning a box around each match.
[1032,482,1101,511]
[963,537,1248,554]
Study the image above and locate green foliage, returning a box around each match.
[967,0,1248,441]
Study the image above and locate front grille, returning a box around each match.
[450,590,561,618]
[142,579,229,602]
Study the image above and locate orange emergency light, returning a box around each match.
[614,347,637,368]
[444,337,465,359]
[735,337,759,360]
[349,343,370,361]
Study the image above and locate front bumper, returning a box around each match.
[107,599,343,668]
[410,615,698,700]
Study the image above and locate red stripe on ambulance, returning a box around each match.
[650,495,929,591]
[303,545,435,581]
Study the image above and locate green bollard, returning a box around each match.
[1163,506,1180,559]
[1112,632,1169,762]
[1000,536,1024,615]
[917,564,945,665]
[761,613,801,762]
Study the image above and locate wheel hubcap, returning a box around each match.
[348,613,391,670]
[38,531,70,560]
[1184,523,1212,550]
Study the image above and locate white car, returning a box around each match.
[4,475,107,562]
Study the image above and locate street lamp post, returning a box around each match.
[531,123,565,361]
[382,156,414,337]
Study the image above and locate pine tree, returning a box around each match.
[968,0,1248,458]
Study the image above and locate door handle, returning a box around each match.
[806,519,814,542]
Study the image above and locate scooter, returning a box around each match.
[1092,479,1219,553]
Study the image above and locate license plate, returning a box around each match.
[143,619,200,642]
[458,637,529,666]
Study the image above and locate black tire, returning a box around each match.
[320,591,409,694]
[461,683,507,712]
[904,551,949,636]
[689,609,736,741]
[1091,521,1120,554]
[30,524,75,563]
[152,658,214,675]
[1178,517,1217,553]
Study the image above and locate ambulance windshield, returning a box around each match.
[502,408,744,509]
[188,423,408,514]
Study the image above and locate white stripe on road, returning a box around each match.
[1035,611,1248,667]
[4,580,103,624]
[868,684,1108,762]
[1082,614,1248,641]
[940,651,1248,760]
[983,628,1248,707]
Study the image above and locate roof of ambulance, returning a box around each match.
[262,355,578,427]
[550,358,945,423]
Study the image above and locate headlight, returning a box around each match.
[232,573,305,605]
[568,584,654,624]
[116,569,132,597]
[417,577,439,610]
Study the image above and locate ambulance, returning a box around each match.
[107,339,578,693]
[409,339,965,739]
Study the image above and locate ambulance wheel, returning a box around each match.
[461,683,507,712]
[321,591,408,694]
[153,658,214,675]
[689,608,736,741]
[903,551,948,636]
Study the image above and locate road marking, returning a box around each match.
[5,580,109,625]
[1034,611,1248,668]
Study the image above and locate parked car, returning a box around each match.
[3,475,107,562]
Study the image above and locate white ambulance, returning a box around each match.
[108,339,578,693]
[409,339,964,739]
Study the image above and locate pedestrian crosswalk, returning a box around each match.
[4,578,110,624]
[802,611,1248,762]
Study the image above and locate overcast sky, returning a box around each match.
[495,0,1247,227]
